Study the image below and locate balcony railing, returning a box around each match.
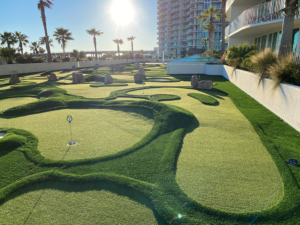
[243,0,284,26]
[226,0,285,37]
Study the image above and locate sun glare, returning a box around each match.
[111,0,135,26]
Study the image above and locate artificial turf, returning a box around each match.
[0,64,299,224]
[128,87,283,212]
[187,92,219,105]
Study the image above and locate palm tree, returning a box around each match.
[39,36,54,48]
[201,38,209,51]
[29,42,40,55]
[69,49,86,61]
[278,0,299,59]
[15,32,29,56]
[53,27,74,58]
[113,39,123,57]
[0,32,17,49]
[70,49,80,61]
[38,0,53,63]
[86,28,103,61]
[221,0,226,56]
[127,36,136,52]
[197,6,221,57]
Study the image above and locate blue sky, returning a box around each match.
[0,0,157,53]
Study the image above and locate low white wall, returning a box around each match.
[167,62,206,74]
[0,59,143,76]
[223,65,300,132]
[205,64,224,75]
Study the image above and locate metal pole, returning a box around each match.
[69,122,72,144]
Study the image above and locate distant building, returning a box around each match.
[157,0,228,57]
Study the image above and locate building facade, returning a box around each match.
[157,0,225,58]
[225,0,300,54]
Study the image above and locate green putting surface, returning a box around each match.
[128,87,283,212]
[0,108,154,160]
[0,182,160,225]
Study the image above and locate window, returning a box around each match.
[268,34,272,48]
[257,37,261,50]
[213,39,221,46]
[261,35,267,51]
[272,32,278,51]
[277,31,282,50]
[212,4,221,9]
[198,4,204,9]
[292,28,299,52]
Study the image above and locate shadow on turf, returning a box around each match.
[0,180,167,225]
[173,118,200,175]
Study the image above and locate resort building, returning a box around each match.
[226,0,300,54]
[157,0,227,58]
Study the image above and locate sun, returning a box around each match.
[111,0,135,26]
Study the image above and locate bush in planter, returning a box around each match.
[251,48,278,83]
[227,42,258,71]
[268,53,300,88]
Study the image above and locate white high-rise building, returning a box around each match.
[225,0,300,54]
[157,0,225,58]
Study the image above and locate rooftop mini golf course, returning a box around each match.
[0,63,299,224]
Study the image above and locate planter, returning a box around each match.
[223,65,300,132]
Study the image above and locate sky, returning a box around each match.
[0,0,158,54]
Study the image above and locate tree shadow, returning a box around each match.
[0,180,167,225]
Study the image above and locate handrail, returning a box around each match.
[243,0,284,26]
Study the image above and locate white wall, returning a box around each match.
[0,59,144,76]
[223,65,300,133]
[205,64,224,75]
[167,63,206,74]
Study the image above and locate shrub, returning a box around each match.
[203,50,221,59]
[62,57,70,62]
[34,57,45,63]
[251,48,278,83]
[268,53,300,88]
[87,57,93,61]
[0,48,16,64]
[52,58,60,62]
[15,56,28,64]
[227,42,258,71]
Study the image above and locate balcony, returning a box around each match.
[226,0,285,38]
